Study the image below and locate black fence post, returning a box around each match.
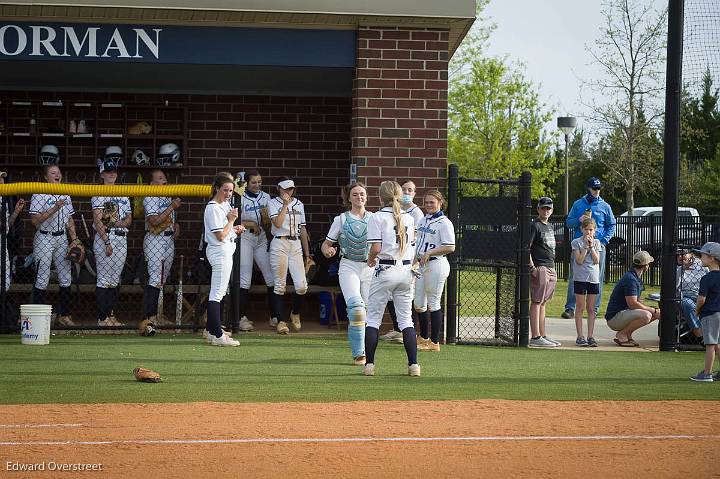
[0,200,7,334]
[517,172,532,347]
[659,0,684,352]
[446,164,459,344]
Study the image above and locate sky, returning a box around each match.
[480,0,669,132]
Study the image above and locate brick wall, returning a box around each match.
[352,26,449,207]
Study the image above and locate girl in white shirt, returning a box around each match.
[203,173,245,347]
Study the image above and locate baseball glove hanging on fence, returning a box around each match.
[133,367,161,383]
[138,319,156,337]
[148,215,173,235]
[66,240,86,264]
[259,206,273,241]
[101,201,119,227]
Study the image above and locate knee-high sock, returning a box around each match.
[267,286,278,319]
[273,293,285,321]
[387,301,400,332]
[32,287,46,305]
[412,309,418,329]
[238,288,249,318]
[144,285,160,318]
[365,326,379,364]
[430,309,443,344]
[402,327,418,365]
[418,310,430,339]
[96,287,111,321]
[58,286,71,316]
[207,300,222,338]
[110,287,120,315]
[291,293,304,316]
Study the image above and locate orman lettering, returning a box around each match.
[0,24,161,59]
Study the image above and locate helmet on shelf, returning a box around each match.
[132,149,150,166]
[38,144,60,165]
[156,143,180,167]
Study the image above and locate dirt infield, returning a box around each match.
[1,400,718,478]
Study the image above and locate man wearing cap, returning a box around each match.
[527,197,560,347]
[604,250,660,346]
[562,177,616,319]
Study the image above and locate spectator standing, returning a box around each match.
[562,177,615,319]
[571,218,601,347]
[689,242,720,382]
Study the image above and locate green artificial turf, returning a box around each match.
[0,334,715,404]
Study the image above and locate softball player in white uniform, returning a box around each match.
[364,180,420,377]
[414,190,456,351]
[143,169,181,324]
[268,178,311,335]
[29,164,81,327]
[203,173,245,347]
[237,170,276,331]
[322,183,374,365]
[91,158,131,327]
[380,179,424,342]
[0,176,25,293]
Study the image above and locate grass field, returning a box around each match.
[0,333,714,404]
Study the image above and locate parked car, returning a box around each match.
[607,207,705,265]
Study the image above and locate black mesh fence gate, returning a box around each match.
[445,165,531,346]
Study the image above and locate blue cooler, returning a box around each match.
[318,291,333,325]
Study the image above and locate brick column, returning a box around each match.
[352,26,449,206]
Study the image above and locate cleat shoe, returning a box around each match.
[416,336,430,350]
[690,371,713,382]
[363,363,375,376]
[276,321,290,335]
[379,330,402,342]
[423,341,440,352]
[290,312,301,332]
[56,315,79,327]
[529,337,555,348]
[210,333,239,347]
[354,355,367,366]
[237,317,254,332]
[561,309,574,319]
[408,364,421,377]
[543,336,561,346]
[203,328,232,343]
[269,317,279,328]
[98,316,124,327]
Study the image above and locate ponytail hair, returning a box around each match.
[379,180,406,254]
[341,182,367,209]
[211,171,234,199]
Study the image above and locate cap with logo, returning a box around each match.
[632,250,654,266]
[586,177,602,189]
[278,179,295,190]
[693,242,720,262]
[537,197,554,208]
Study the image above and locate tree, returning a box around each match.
[582,0,667,212]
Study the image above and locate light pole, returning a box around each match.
[557,116,577,214]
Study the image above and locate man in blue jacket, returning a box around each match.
[561,177,616,318]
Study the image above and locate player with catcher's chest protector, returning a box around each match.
[142,169,181,328]
[91,148,132,327]
[29,151,84,327]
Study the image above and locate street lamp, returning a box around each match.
[557,116,577,214]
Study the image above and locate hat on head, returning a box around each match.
[586,177,602,189]
[98,158,119,174]
[278,179,295,190]
[537,197,553,208]
[692,242,720,262]
[0,171,7,178]
[633,250,654,266]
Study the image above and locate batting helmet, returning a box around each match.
[104,145,124,166]
[132,149,150,166]
[39,144,60,165]
[157,143,180,167]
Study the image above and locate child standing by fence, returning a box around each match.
[690,242,720,382]
[571,218,601,347]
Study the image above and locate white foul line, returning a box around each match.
[1,434,719,447]
[0,424,83,429]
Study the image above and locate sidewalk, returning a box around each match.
[545,316,659,351]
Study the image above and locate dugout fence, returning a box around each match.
[445,165,531,347]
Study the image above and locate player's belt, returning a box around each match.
[39,230,64,236]
[145,230,174,236]
[275,235,298,240]
[378,259,411,265]
[108,230,127,236]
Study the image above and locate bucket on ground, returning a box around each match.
[318,292,333,325]
[20,304,52,345]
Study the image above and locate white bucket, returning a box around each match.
[20,304,53,345]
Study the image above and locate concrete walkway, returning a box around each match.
[545,316,659,351]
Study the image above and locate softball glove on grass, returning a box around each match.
[133,367,161,383]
